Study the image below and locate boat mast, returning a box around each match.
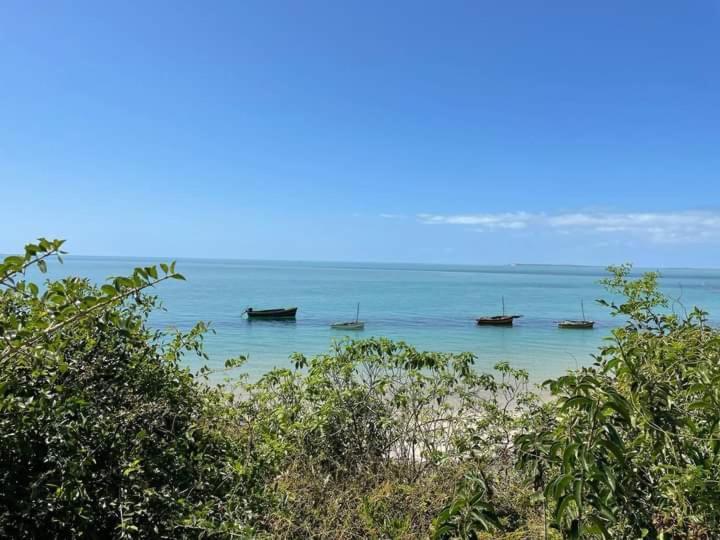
[355,302,360,323]
[581,299,586,321]
[502,296,505,316]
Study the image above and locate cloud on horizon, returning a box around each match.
[416,210,720,243]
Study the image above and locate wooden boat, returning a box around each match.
[331,303,365,330]
[476,315,521,326]
[244,307,297,319]
[558,300,594,329]
[331,321,365,330]
[476,297,522,326]
[558,320,594,329]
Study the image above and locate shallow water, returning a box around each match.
[43,257,720,381]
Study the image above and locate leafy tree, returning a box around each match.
[240,339,541,537]
[0,239,260,538]
[516,265,720,538]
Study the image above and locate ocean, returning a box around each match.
[41,257,720,381]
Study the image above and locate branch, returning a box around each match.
[0,246,62,287]
[1,273,177,362]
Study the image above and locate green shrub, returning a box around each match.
[0,240,261,538]
[238,338,542,537]
[10,239,711,539]
[433,265,720,539]
[515,265,720,539]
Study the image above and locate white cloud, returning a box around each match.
[417,212,531,229]
[417,210,720,243]
[380,213,407,219]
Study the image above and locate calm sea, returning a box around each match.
[42,257,720,381]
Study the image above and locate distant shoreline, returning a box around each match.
[12,253,720,273]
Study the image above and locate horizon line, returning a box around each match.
[12,252,720,273]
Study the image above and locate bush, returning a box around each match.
[0,240,261,538]
[238,338,542,537]
[8,239,714,539]
[514,265,720,538]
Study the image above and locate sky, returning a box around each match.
[1,1,719,267]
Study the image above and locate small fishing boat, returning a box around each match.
[476,315,521,326]
[331,303,365,330]
[244,307,297,319]
[331,321,365,330]
[558,320,594,329]
[476,297,522,326]
[558,300,594,329]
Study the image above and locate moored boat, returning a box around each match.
[244,307,297,319]
[331,321,365,330]
[331,303,364,330]
[558,319,594,329]
[476,297,522,326]
[476,315,521,326]
[558,300,594,329]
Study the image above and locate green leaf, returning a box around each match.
[573,479,583,514]
[3,255,23,267]
[556,474,575,497]
[563,395,594,410]
[598,439,625,463]
[101,285,117,297]
[555,493,574,522]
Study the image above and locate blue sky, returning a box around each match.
[2,1,719,266]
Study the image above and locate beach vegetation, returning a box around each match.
[512,265,720,538]
[0,239,264,538]
[237,339,541,538]
[2,239,718,539]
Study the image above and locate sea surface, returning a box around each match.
[41,257,720,382]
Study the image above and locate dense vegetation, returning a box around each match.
[0,240,264,538]
[1,239,718,538]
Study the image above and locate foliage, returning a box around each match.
[433,472,502,538]
[243,339,479,477]
[263,463,461,539]
[6,239,717,539]
[0,239,261,538]
[516,264,720,538]
[238,338,542,537]
[0,238,544,539]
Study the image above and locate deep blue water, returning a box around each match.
[41,257,720,381]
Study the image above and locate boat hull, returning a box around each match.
[476,315,519,326]
[245,307,298,319]
[558,320,594,329]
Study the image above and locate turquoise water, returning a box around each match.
[44,257,720,381]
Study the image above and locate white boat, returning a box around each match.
[331,303,365,330]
